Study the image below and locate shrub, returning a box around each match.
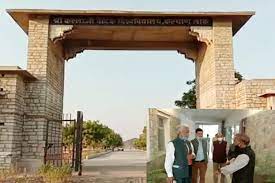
[147,168,167,183]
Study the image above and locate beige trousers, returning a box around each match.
[213,162,227,183]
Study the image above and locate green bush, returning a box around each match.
[147,154,167,183]
[147,168,167,183]
[38,164,72,183]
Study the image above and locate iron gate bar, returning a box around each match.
[44,119,50,165]
[78,111,83,176]
[74,117,80,172]
[43,111,83,176]
[74,111,83,175]
[71,114,76,169]
[44,116,76,166]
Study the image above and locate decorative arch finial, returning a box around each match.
[49,25,74,43]
[177,48,197,62]
[64,47,86,61]
[189,27,213,45]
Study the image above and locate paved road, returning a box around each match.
[79,150,146,181]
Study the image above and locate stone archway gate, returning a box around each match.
[0,9,254,170]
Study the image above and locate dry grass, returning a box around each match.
[0,164,72,183]
[0,167,18,182]
[38,164,72,183]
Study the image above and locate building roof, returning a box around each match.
[0,66,36,80]
[259,90,275,98]
[6,9,255,36]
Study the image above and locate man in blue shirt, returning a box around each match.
[191,128,208,183]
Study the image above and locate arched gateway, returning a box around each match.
[1,9,273,171]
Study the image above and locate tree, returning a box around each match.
[175,71,243,108]
[103,132,123,149]
[83,120,111,148]
[134,126,146,150]
[63,120,123,150]
[62,123,75,148]
[235,71,243,84]
[175,79,196,109]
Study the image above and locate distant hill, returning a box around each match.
[123,138,138,150]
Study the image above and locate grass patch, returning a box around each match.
[38,164,72,183]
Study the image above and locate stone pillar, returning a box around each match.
[195,19,236,109]
[21,16,65,171]
[147,109,158,161]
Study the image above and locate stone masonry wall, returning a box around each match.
[235,79,275,109]
[0,74,25,168]
[169,116,180,141]
[21,16,65,171]
[235,81,247,109]
[244,110,275,176]
[148,109,180,161]
[147,109,181,175]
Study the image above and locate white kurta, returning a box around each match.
[221,154,250,175]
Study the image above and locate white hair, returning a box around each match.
[176,124,189,134]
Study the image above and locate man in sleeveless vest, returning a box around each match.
[165,124,195,183]
[219,133,255,183]
[212,133,227,183]
[191,128,208,183]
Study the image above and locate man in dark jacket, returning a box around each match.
[212,133,227,183]
[220,133,255,183]
[191,128,208,183]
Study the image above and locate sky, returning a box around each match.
[0,0,275,140]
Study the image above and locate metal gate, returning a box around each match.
[44,111,83,175]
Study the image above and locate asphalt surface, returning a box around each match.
[82,150,146,178]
